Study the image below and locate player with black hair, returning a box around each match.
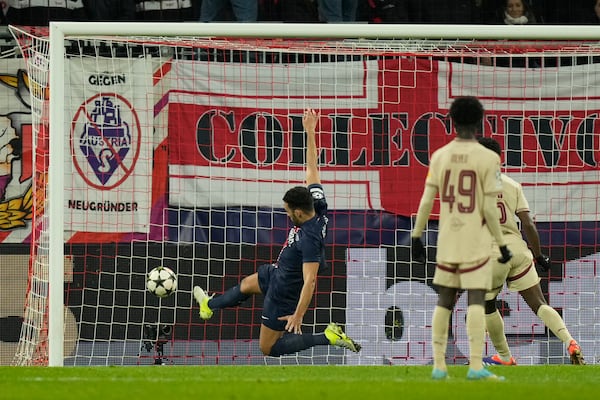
[193,109,361,357]
[478,136,585,366]
[412,96,512,381]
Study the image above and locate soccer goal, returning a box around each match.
[7,22,600,367]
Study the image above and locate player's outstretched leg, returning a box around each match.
[483,354,517,366]
[193,286,214,320]
[466,368,505,381]
[568,340,585,365]
[325,323,361,352]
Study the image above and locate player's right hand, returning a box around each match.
[411,237,426,264]
[498,245,512,263]
[278,314,303,334]
[302,108,320,133]
[535,254,552,271]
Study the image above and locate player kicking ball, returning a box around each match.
[193,108,361,357]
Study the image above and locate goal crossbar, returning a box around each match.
[49,21,600,40]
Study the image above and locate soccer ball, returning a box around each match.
[146,266,177,298]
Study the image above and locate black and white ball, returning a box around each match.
[146,266,177,298]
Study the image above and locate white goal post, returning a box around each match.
[9,21,600,367]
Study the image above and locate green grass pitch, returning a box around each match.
[1,365,598,400]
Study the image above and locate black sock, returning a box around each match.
[269,333,329,357]
[208,284,249,310]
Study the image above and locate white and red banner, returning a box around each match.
[167,59,383,211]
[65,58,153,233]
[1,55,599,243]
[167,58,600,222]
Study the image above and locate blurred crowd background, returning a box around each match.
[0,0,599,27]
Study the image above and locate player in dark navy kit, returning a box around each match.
[193,108,360,357]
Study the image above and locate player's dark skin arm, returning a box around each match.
[518,210,542,257]
[510,209,550,313]
[518,209,551,271]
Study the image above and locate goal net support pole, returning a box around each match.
[48,21,66,368]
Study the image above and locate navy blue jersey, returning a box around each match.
[267,183,328,306]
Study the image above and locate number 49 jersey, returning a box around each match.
[425,139,502,263]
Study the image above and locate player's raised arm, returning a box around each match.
[303,108,321,186]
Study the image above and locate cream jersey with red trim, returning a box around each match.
[496,173,530,240]
[425,138,502,263]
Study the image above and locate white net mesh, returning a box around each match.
[7,24,600,366]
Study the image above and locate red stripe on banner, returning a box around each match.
[68,231,126,243]
[152,137,168,207]
[19,123,33,183]
[169,89,364,101]
[520,180,600,187]
[154,60,172,86]
[0,231,13,242]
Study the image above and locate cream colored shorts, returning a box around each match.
[433,257,492,290]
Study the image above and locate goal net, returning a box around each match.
[7,22,600,366]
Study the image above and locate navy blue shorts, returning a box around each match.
[257,264,296,331]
